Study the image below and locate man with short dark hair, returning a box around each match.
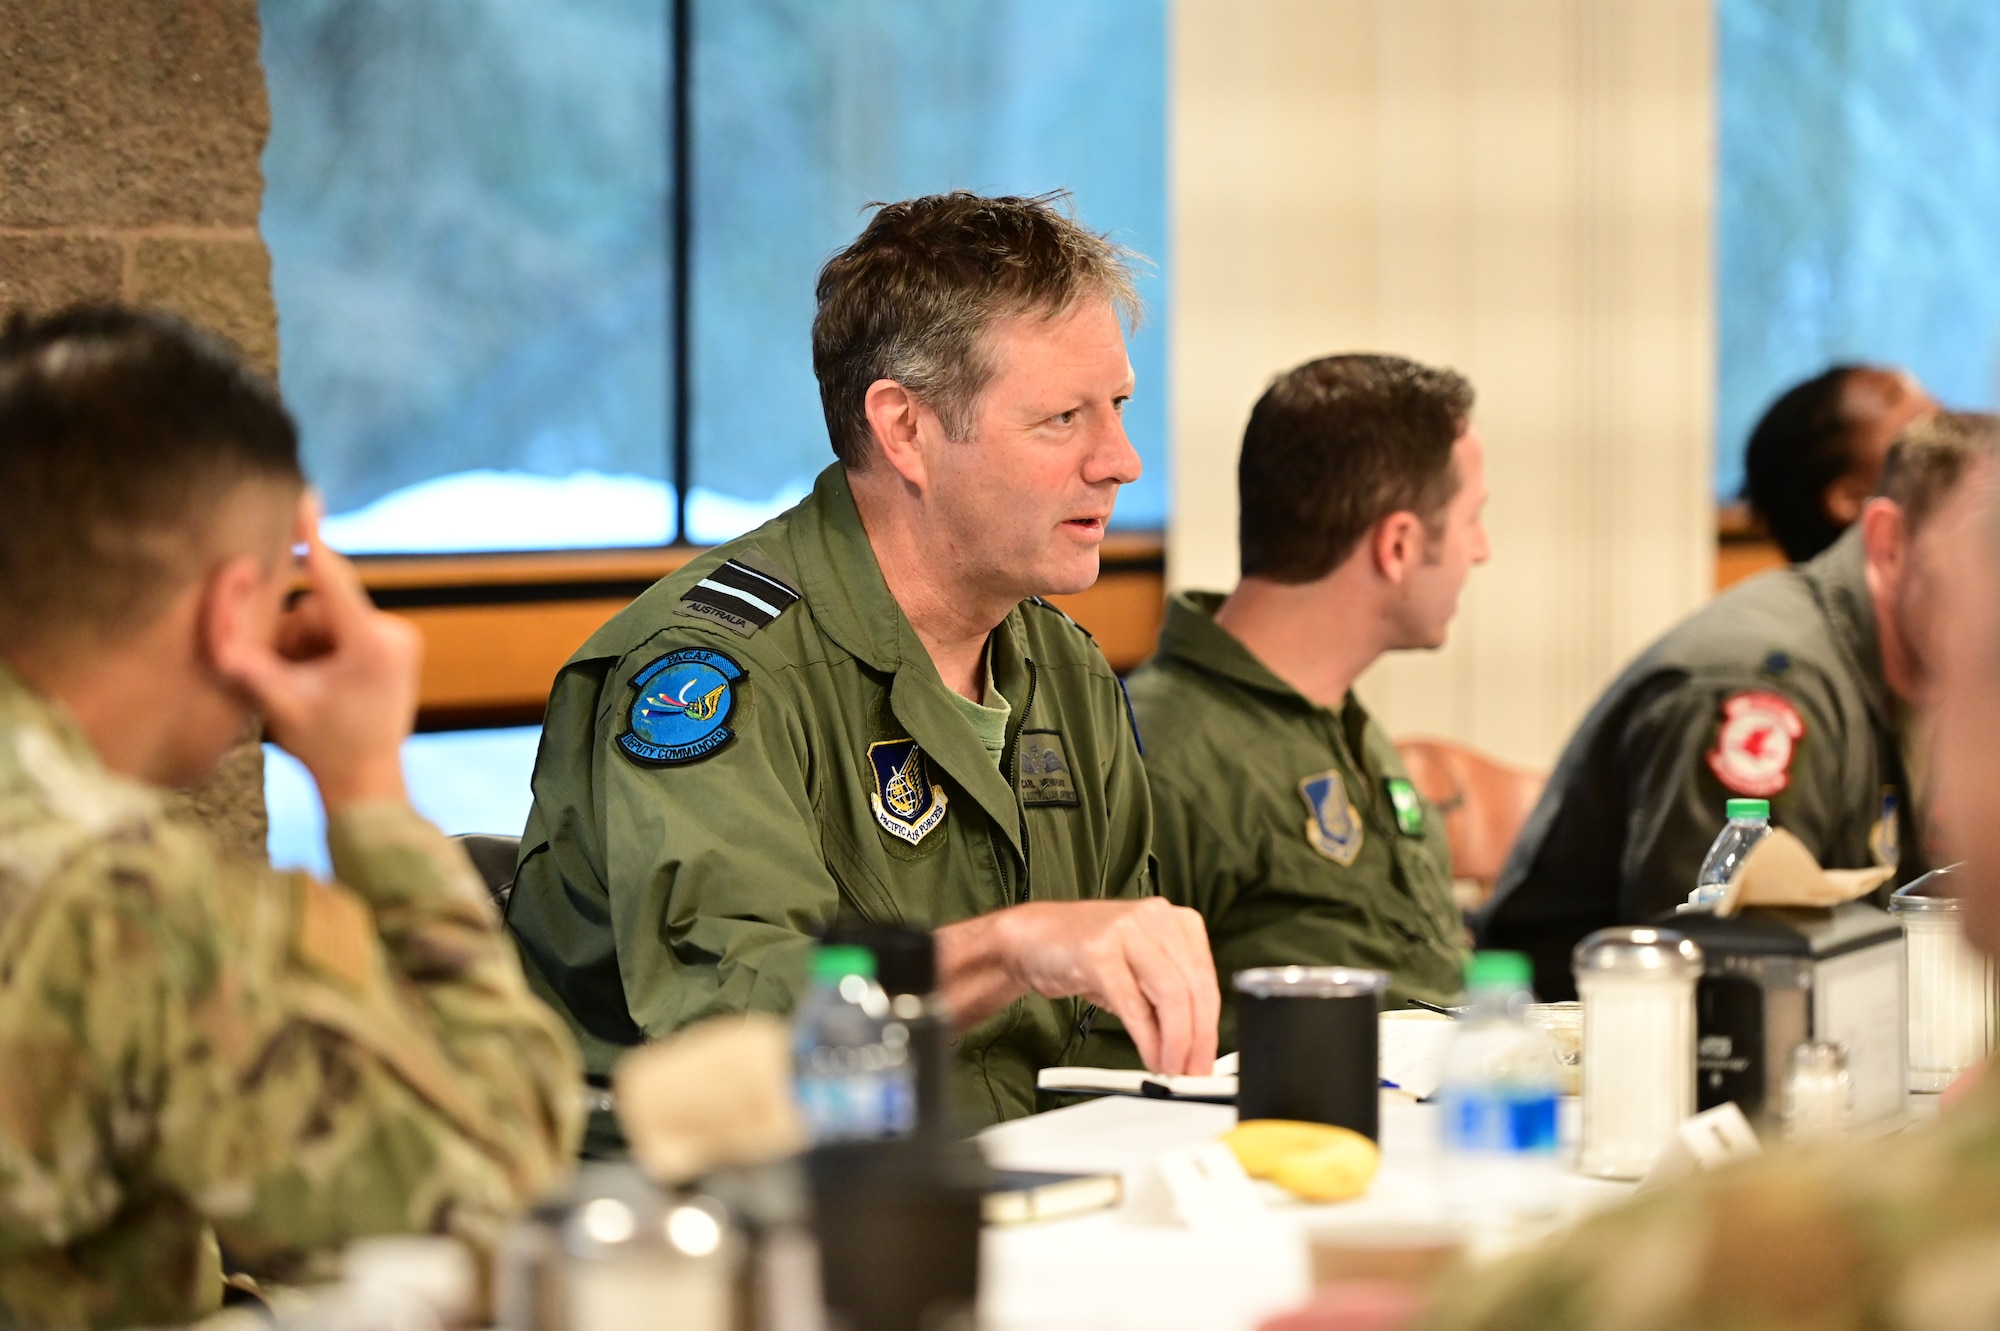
[1742,364,1935,562]
[0,306,582,1326]
[1483,412,1995,999]
[508,192,1218,1136]
[1125,354,1488,1041]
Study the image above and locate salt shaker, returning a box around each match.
[1573,927,1703,1180]
[1889,865,1997,1092]
[1784,1040,1853,1141]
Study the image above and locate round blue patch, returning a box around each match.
[618,648,745,766]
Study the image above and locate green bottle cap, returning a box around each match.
[1464,950,1533,991]
[1725,798,1770,820]
[811,944,877,983]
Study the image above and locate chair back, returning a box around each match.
[1393,738,1545,908]
[452,832,521,913]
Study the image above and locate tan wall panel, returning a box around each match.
[1170,0,1716,769]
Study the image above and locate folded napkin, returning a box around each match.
[1715,827,1895,917]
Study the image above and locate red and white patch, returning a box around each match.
[1705,691,1805,797]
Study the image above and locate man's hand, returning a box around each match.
[213,521,421,812]
[936,898,1220,1075]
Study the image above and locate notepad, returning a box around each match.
[1036,1052,1240,1102]
[983,1169,1125,1224]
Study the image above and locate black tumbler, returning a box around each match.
[1234,966,1390,1139]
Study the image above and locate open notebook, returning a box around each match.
[1035,1011,1458,1103]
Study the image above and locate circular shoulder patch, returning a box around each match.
[1704,690,1805,797]
[618,648,745,766]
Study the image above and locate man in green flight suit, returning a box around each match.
[1481,411,1994,1000]
[508,192,1218,1135]
[1126,354,1487,1044]
[0,306,582,1328]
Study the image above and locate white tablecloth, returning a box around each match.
[976,1094,1634,1331]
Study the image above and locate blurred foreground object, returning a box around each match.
[613,1015,806,1185]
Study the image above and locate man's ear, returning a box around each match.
[196,554,273,676]
[1371,512,1423,585]
[1825,472,1871,527]
[1859,496,1906,587]
[862,378,930,489]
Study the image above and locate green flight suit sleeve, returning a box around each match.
[1612,676,1846,921]
[591,643,833,1036]
[0,804,582,1326]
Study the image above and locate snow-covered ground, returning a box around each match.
[267,726,545,876]
[319,469,810,553]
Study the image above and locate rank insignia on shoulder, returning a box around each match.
[869,739,948,845]
[674,552,801,639]
[1017,730,1080,807]
[1299,770,1364,865]
[1384,777,1426,837]
[1705,690,1804,797]
[619,648,745,766]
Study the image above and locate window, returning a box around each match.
[1718,0,2000,499]
[260,0,1169,554]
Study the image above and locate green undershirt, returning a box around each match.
[948,643,1011,768]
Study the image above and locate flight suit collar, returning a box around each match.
[1155,591,1378,751]
[787,464,1028,855]
[1801,526,1894,733]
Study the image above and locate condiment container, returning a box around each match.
[1573,927,1703,1180]
[1889,865,1997,1092]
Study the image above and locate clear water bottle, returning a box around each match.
[1436,952,1563,1246]
[1687,798,1773,908]
[793,944,915,1143]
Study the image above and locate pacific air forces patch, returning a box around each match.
[1705,690,1804,797]
[1300,770,1364,865]
[619,648,744,766]
[869,739,948,845]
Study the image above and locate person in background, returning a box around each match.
[1262,452,2000,1331]
[1481,412,1994,999]
[0,306,582,1327]
[507,192,1217,1144]
[1742,363,1935,562]
[1126,355,1486,1044]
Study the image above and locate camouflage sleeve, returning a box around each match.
[1412,1145,1937,1331]
[103,805,578,1281]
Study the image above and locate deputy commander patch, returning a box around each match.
[869,738,948,845]
[619,648,744,766]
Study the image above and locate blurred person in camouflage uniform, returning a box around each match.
[1260,465,2000,1331]
[0,306,582,1328]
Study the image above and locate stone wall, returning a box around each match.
[0,0,277,860]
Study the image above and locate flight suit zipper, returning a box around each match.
[991,658,1039,905]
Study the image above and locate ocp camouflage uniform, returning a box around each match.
[1481,527,1928,999]
[1417,1075,2000,1331]
[508,463,1152,1134]
[1126,593,1466,1047]
[0,664,583,1329]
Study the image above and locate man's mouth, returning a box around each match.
[1062,515,1108,534]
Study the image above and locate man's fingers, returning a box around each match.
[1122,923,1198,1074]
[302,526,374,637]
[212,635,300,731]
[1096,959,1163,1071]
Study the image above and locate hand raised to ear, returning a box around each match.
[212,522,420,812]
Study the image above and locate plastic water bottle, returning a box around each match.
[1687,798,1773,908]
[1436,952,1563,1246]
[793,944,915,1143]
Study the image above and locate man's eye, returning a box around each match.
[1052,409,1080,426]
[1112,396,1130,416]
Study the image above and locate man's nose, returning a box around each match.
[1087,414,1143,487]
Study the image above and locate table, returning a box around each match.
[976,1093,1635,1331]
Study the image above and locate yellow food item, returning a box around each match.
[1220,1119,1380,1201]
[1270,1137,1380,1201]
